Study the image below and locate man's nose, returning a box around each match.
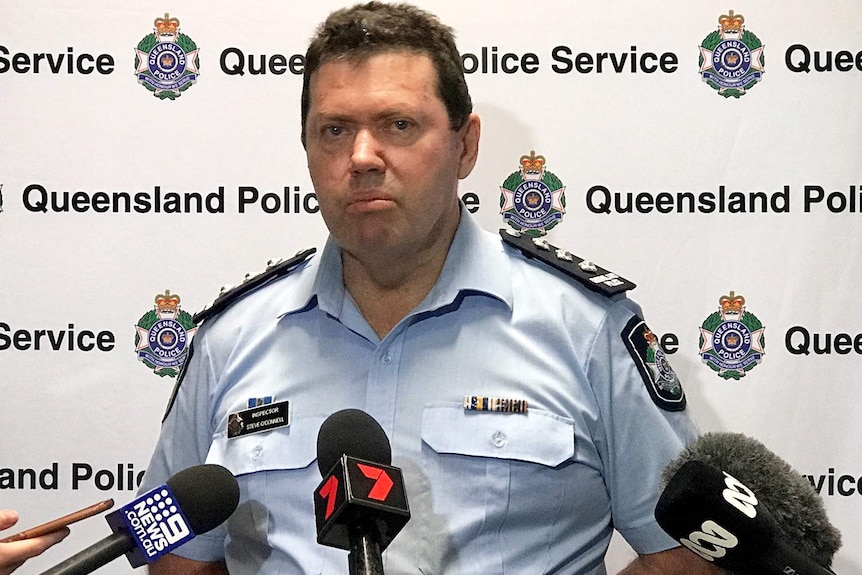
[350,129,386,173]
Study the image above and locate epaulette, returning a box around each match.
[193,248,317,324]
[500,229,635,297]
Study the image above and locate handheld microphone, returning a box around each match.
[39,464,240,575]
[313,409,410,575]
[655,432,841,574]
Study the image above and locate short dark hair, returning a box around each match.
[301,1,472,146]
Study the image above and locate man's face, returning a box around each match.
[305,52,479,261]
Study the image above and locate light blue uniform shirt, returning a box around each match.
[141,210,698,574]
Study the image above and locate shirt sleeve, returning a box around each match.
[585,297,700,554]
[139,326,228,562]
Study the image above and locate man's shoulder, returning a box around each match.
[498,229,636,299]
[193,248,317,326]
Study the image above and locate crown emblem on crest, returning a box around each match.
[643,329,658,346]
[155,290,181,317]
[519,151,546,181]
[719,290,745,318]
[155,13,180,41]
[718,10,745,36]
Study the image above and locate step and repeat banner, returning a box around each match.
[1,1,860,572]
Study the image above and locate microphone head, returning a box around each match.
[166,464,240,534]
[316,408,392,475]
[662,432,841,568]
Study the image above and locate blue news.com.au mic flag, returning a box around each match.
[39,464,239,575]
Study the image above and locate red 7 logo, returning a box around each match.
[356,463,393,501]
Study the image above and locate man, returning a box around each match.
[142,3,717,573]
[0,510,69,575]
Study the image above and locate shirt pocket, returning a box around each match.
[205,414,329,575]
[206,413,322,474]
[418,405,576,549]
[422,405,575,465]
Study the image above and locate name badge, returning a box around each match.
[228,400,290,438]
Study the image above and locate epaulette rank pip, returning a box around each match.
[193,248,316,324]
[500,229,635,297]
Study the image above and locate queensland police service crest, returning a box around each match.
[135,290,197,378]
[134,14,200,100]
[499,151,566,237]
[699,291,766,379]
[698,10,764,98]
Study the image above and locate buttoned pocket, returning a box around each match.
[205,414,333,574]
[411,404,577,572]
[206,413,323,475]
[422,405,575,466]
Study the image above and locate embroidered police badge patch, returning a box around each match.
[622,316,686,411]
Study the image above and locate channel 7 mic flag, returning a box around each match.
[314,455,410,551]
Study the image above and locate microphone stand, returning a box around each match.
[347,523,384,575]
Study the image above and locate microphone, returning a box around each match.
[313,409,410,575]
[655,432,841,574]
[39,464,240,575]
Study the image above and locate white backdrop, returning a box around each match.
[1,1,860,573]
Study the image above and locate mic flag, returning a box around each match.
[104,483,193,566]
[39,464,239,575]
[314,454,410,551]
[656,459,837,575]
[105,463,239,567]
[659,431,841,569]
[313,408,410,554]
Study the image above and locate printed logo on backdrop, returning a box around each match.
[499,151,566,237]
[134,13,200,100]
[135,291,197,378]
[0,184,4,213]
[698,10,765,98]
[699,291,766,379]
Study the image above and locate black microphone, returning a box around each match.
[313,409,410,575]
[39,464,240,575]
[655,432,841,574]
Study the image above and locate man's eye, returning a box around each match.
[393,120,412,131]
[326,126,343,136]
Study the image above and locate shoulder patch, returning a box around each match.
[193,248,316,325]
[621,316,687,412]
[500,229,635,296]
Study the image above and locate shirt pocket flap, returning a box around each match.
[421,405,575,467]
[205,414,326,477]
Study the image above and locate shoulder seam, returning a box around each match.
[193,248,317,325]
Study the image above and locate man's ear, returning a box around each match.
[457,113,481,179]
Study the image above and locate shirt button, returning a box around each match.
[381,351,393,365]
[492,431,507,448]
[251,446,262,459]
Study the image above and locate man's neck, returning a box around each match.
[341,215,460,339]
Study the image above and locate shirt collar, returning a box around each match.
[278,207,514,320]
[419,208,513,313]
